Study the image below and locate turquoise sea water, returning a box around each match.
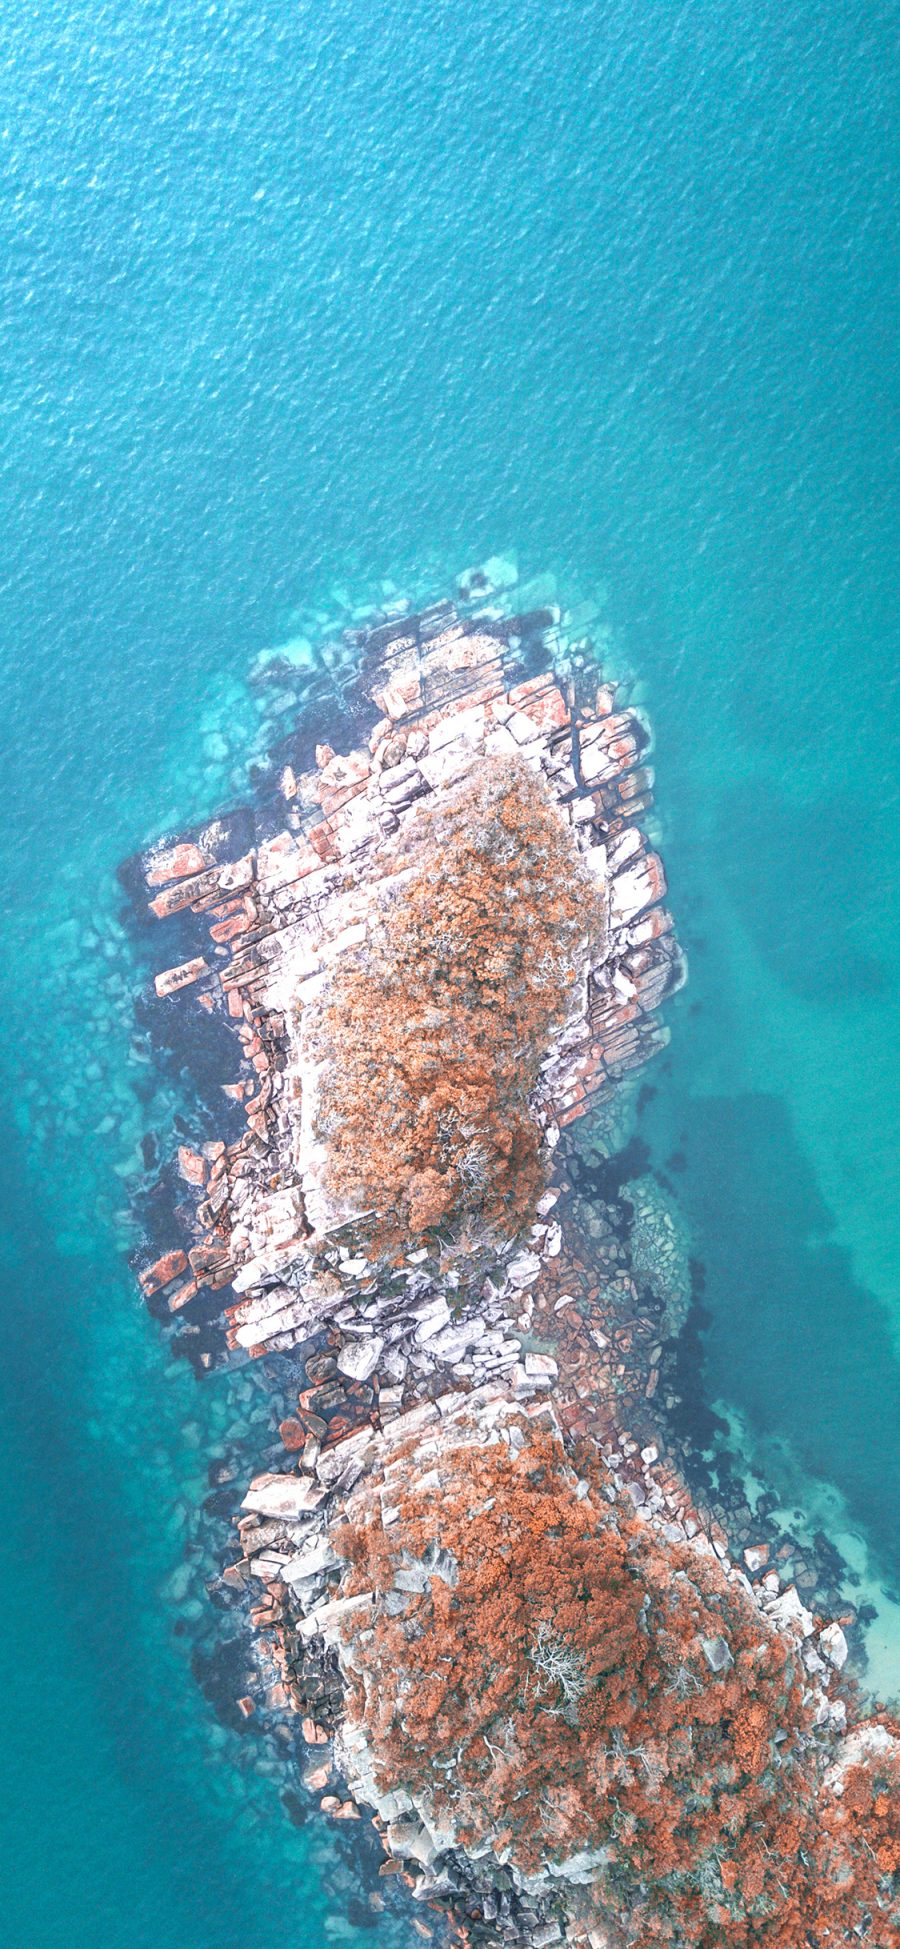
[1,3,898,1942]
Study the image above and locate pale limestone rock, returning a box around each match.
[743,1544,770,1574]
[524,1352,558,1381]
[336,1336,384,1382]
[242,1473,328,1519]
[507,1250,543,1289]
[767,1584,815,1639]
[298,1591,374,1641]
[819,1621,849,1670]
[412,1296,452,1340]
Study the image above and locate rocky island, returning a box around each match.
[126,564,898,1948]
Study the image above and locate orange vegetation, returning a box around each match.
[334,1422,899,1947]
[305,759,605,1253]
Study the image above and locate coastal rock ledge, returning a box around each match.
[130,573,898,1949]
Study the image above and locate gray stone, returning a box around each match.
[701,1635,734,1675]
[298,1590,374,1641]
[386,1817,439,1867]
[282,1538,339,1585]
[393,1564,430,1594]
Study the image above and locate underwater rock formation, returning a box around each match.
[128,565,897,1948]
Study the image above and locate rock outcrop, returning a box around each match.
[136,598,681,1366]
[128,569,898,1948]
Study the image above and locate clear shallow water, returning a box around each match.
[1,2,898,1942]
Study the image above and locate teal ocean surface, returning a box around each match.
[1,3,898,1943]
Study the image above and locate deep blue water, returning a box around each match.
[1,3,898,1942]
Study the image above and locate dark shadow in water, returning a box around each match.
[679,1092,900,1584]
[0,1137,285,1946]
[716,781,889,1002]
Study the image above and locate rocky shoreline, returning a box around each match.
[123,563,897,1948]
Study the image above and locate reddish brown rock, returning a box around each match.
[148,867,222,919]
[507,675,570,733]
[301,1717,329,1745]
[210,912,249,944]
[154,957,209,998]
[373,670,422,721]
[525,688,570,733]
[316,748,372,816]
[297,1410,328,1439]
[308,822,339,863]
[150,886,195,920]
[177,1146,208,1186]
[139,1248,188,1296]
[146,841,207,886]
[167,1279,199,1313]
[278,1416,307,1452]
